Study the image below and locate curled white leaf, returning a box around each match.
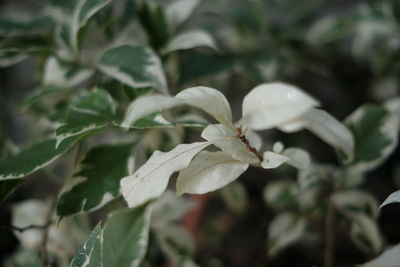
[176,86,233,127]
[241,82,319,131]
[122,94,182,128]
[176,151,249,195]
[120,142,211,208]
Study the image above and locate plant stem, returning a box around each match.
[0,221,53,232]
[324,198,335,267]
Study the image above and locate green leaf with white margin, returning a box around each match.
[351,213,383,255]
[70,204,151,267]
[332,190,379,219]
[201,124,260,164]
[176,86,233,128]
[0,15,54,37]
[346,104,399,172]
[122,94,182,128]
[359,243,400,267]
[165,0,200,27]
[121,142,211,208]
[176,151,249,196]
[279,109,354,163]
[98,45,168,94]
[379,190,400,210]
[241,82,319,131]
[163,30,217,54]
[70,0,111,50]
[56,89,116,148]
[263,181,298,210]
[267,212,306,256]
[0,135,81,180]
[57,143,134,217]
[118,112,173,129]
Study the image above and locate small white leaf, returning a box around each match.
[163,30,216,54]
[176,151,249,195]
[359,243,400,267]
[283,148,310,169]
[201,124,260,164]
[273,142,284,154]
[380,190,400,210]
[176,86,233,127]
[122,94,182,128]
[165,0,200,26]
[261,151,289,169]
[120,142,210,208]
[241,82,319,130]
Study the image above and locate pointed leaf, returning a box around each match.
[380,190,400,210]
[176,151,248,195]
[261,151,289,169]
[70,205,151,267]
[163,30,216,54]
[57,143,134,216]
[121,142,210,208]
[56,89,116,147]
[201,124,260,164]
[99,45,168,93]
[176,86,233,127]
[241,82,319,131]
[0,135,81,180]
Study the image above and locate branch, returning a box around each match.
[324,199,335,267]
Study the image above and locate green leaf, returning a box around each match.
[346,104,399,172]
[70,205,151,267]
[57,143,134,216]
[56,89,116,147]
[0,179,21,201]
[98,45,168,93]
[0,135,81,180]
[0,16,54,37]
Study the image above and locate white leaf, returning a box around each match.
[241,82,319,130]
[261,151,289,169]
[122,94,182,128]
[163,30,216,54]
[245,130,263,151]
[120,142,210,208]
[268,212,306,256]
[380,190,400,210]
[165,0,200,26]
[273,142,284,153]
[359,243,400,267]
[201,124,260,164]
[282,148,310,169]
[176,151,249,195]
[176,86,233,127]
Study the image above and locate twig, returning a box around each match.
[324,198,335,267]
[41,200,56,267]
[0,221,53,232]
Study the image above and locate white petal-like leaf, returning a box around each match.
[165,0,200,26]
[261,151,289,169]
[380,190,400,210]
[241,82,319,130]
[280,109,354,162]
[122,94,182,128]
[176,86,233,127]
[99,45,168,94]
[176,151,249,195]
[246,130,263,151]
[163,30,216,54]
[282,148,310,169]
[359,243,400,267]
[201,124,260,164]
[120,142,210,208]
